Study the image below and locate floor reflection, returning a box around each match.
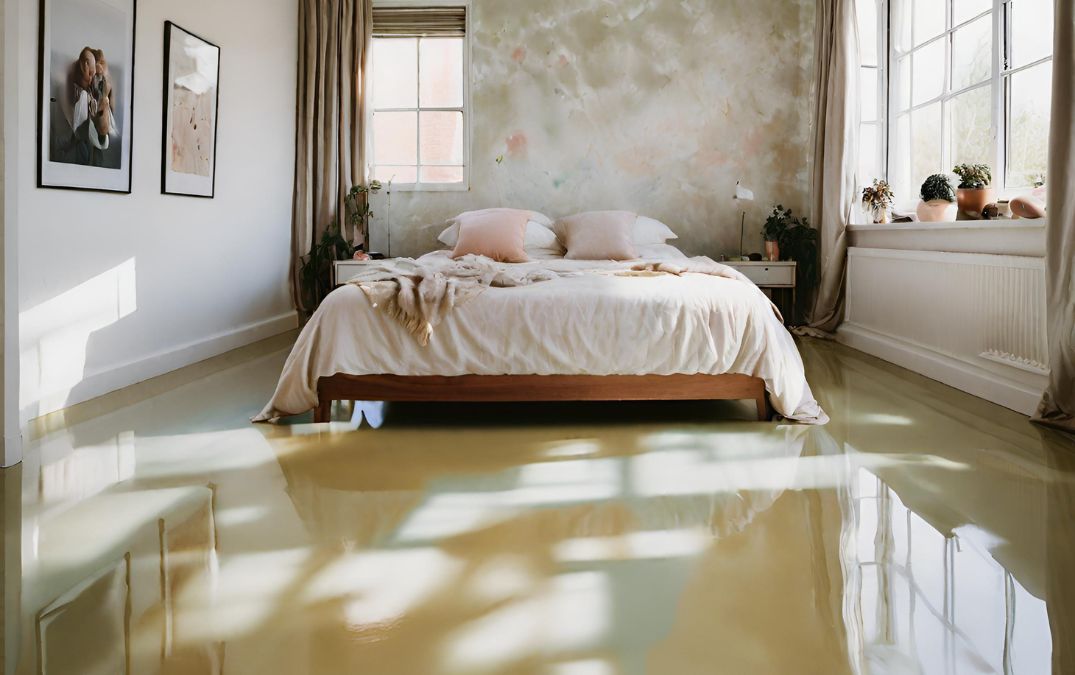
[3,339,1074,674]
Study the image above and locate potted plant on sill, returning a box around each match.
[916,174,957,222]
[952,163,993,219]
[861,179,894,224]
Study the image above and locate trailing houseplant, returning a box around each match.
[952,163,993,218]
[861,179,894,224]
[916,173,957,222]
[760,205,818,324]
[298,181,383,311]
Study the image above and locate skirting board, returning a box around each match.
[27,311,298,424]
[836,323,1046,416]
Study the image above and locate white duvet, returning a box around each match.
[255,251,828,424]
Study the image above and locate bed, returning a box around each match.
[255,245,828,425]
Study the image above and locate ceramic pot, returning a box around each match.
[916,199,957,222]
[996,201,1013,219]
[956,187,995,219]
[764,240,780,262]
[1010,195,1047,219]
[870,206,889,224]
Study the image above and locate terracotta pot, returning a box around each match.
[916,199,957,222]
[956,187,995,219]
[764,240,780,262]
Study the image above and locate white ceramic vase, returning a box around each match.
[916,199,957,222]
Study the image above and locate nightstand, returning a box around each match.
[722,260,797,323]
[333,258,386,286]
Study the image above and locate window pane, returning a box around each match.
[373,165,418,184]
[1007,61,1052,187]
[894,0,913,53]
[912,102,943,191]
[913,0,946,46]
[419,111,463,164]
[861,67,878,122]
[897,56,912,110]
[420,166,464,183]
[1010,0,1054,69]
[857,0,878,67]
[373,38,417,109]
[859,122,879,185]
[893,113,913,202]
[954,0,991,25]
[419,38,464,108]
[950,85,992,168]
[373,111,417,165]
[952,14,992,90]
[912,40,945,105]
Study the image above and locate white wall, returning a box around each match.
[11,0,298,423]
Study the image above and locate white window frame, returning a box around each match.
[369,0,471,192]
[875,0,1052,205]
[859,0,889,190]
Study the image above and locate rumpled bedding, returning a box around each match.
[255,251,828,424]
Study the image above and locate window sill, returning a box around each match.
[847,218,1046,257]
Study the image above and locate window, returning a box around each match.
[370,4,468,190]
[856,0,1053,208]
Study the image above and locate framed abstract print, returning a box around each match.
[37,0,137,193]
[161,21,220,198]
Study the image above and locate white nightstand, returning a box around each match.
[722,260,797,323]
[333,259,387,286]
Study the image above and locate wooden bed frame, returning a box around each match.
[314,373,773,423]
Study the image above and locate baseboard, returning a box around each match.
[25,311,298,433]
[836,323,1045,416]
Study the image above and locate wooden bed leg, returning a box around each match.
[315,398,331,424]
[755,392,772,422]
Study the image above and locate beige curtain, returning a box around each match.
[291,0,371,313]
[801,0,859,335]
[1033,0,1075,434]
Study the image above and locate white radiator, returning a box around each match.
[840,247,1048,415]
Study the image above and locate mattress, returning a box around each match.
[256,251,828,424]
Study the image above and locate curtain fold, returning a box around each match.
[800,0,859,336]
[291,0,371,313]
[1032,0,1075,434]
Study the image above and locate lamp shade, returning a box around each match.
[734,182,754,201]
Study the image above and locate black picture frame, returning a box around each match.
[36,0,138,193]
[161,21,220,198]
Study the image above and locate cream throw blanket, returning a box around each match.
[346,255,763,345]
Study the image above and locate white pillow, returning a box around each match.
[635,243,688,260]
[633,216,678,245]
[438,214,558,249]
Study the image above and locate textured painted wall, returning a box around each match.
[372,0,816,258]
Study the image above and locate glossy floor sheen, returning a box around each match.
[4,338,1075,675]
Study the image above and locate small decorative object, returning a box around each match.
[37,0,137,192]
[916,174,957,222]
[952,163,994,219]
[982,203,1000,220]
[748,252,763,261]
[861,179,894,224]
[997,200,1012,219]
[1010,195,1047,219]
[733,181,754,260]
[162,22,221,197]
[353,251,371,261]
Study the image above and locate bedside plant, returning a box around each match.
[762,205,792,261]
[861,179,894,224]
[917,174,957,222]
[761,205,818,323]
[298,181,383,312]
[952,163,994,218]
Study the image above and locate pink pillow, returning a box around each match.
[557,211,639,260]
[451,208,531,262]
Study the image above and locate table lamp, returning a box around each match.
[733,181,754,260]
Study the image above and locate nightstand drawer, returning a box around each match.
[734,264,795,287]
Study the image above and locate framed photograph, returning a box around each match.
[161,21,220,198]
[37,0,136,193]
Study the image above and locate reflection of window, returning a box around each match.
[860,0,1053,205]
[370,4,468,190]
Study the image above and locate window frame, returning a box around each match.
[868,0,1053,207]
[369,0,471,192]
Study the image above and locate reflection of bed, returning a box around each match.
[258,249,826,424]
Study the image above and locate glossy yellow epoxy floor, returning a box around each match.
[4,338,1075,674]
